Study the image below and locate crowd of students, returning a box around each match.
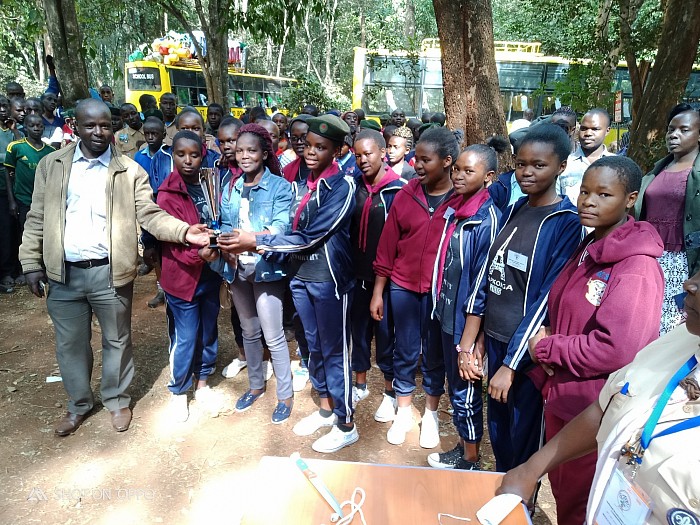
[4,74,700,524]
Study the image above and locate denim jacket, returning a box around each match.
[220,168,293,282]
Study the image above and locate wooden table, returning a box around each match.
[242,456,531,524]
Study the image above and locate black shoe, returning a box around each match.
[454,457,482,471]
[147,290,165,308]
[427,443,465,468]
[137,263,153,276]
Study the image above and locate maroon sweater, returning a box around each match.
[374,178,461,294]
[535,217,664,420]
[156,170,206,302]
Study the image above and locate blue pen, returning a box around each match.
[291,452,344,518]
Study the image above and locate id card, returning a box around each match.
[593,467,653,525]
[506,250,528,272]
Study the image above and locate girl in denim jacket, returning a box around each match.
[219,124,295,423]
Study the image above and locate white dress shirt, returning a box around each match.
[63,144,111,262]
[556,145,616,204]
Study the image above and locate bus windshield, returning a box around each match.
[127,66,162,92]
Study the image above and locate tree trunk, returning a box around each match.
[304,7,323,82]
[324,0,339,84]
[405,0,416,44]
[35,38,46,84]
[41,0,90,106]
[204,28,229,105]
[628,0,700,171]
[619,0,645,119]
[360,4,366,49]
[157,0,230,106]
[276,24,290,77]
[432,0,508,162]
[592,0,620,107]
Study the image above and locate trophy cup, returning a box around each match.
[199,167,221,248]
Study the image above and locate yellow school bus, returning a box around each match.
[124,60,295,117]
[352,39,700,128]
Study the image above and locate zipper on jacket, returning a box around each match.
[317,184,341,299]
[59,157,69,283]
[108,170,115,289]
[509,207,580,368]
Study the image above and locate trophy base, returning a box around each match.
[209,230,221,249]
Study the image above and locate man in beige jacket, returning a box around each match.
[20,98,210,436]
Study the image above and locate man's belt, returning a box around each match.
[65,258,109,269]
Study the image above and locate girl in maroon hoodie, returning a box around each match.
[527,156,664,525]
[371,126,462,447]
[157,130,227,423]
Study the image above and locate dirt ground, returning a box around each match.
[0,274,557,525]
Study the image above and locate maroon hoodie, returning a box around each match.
[156,170,206,302]
[534,217,664,421]
[374,178,461,294]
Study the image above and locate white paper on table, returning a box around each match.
[476,494,522,525]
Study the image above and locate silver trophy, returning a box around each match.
[199,167,221,248]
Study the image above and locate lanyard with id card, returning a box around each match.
[595,354,700,525]
[593,467,653,525]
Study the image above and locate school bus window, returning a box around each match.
[497,62,544,90]
[686,72,700,102]
[127,67,161,91]
[424,59,442,87]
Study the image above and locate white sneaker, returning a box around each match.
[293,410,338,436]
[387,407,414,445]
[312,425,359,453]
[222,358,247,378]
[292,366,310,392]
[419,409,440,449]
[374,393,397,422]
[169,393,189,423]
[263,360,274,381]
[352,386,370,408]
[195,386,228,417]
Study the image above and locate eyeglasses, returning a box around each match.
[290,135,307,143]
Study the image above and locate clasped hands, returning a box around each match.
[217,229,261,255]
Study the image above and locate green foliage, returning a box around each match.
[280,73,349,114]
[535,63,615,114]
[0,0,46,89]
[76,0,167,101]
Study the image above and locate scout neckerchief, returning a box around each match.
[291,161,339,231]
[357,166,400,252]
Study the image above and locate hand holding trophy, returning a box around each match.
[199,167,221,248]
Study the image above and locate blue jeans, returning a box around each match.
[350,280,394,380]
[291,278,353,423]
[165,278,220,395]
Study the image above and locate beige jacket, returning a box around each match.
[20,143,189,287]
[114,125,146,159]
[589,325,700,524]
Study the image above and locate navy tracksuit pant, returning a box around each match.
[441,330,483,443]
[165,277,220,395]
[291,278,353,424]
[350,280,394,380]
[390,284,443,397]
[486,334,543,472]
